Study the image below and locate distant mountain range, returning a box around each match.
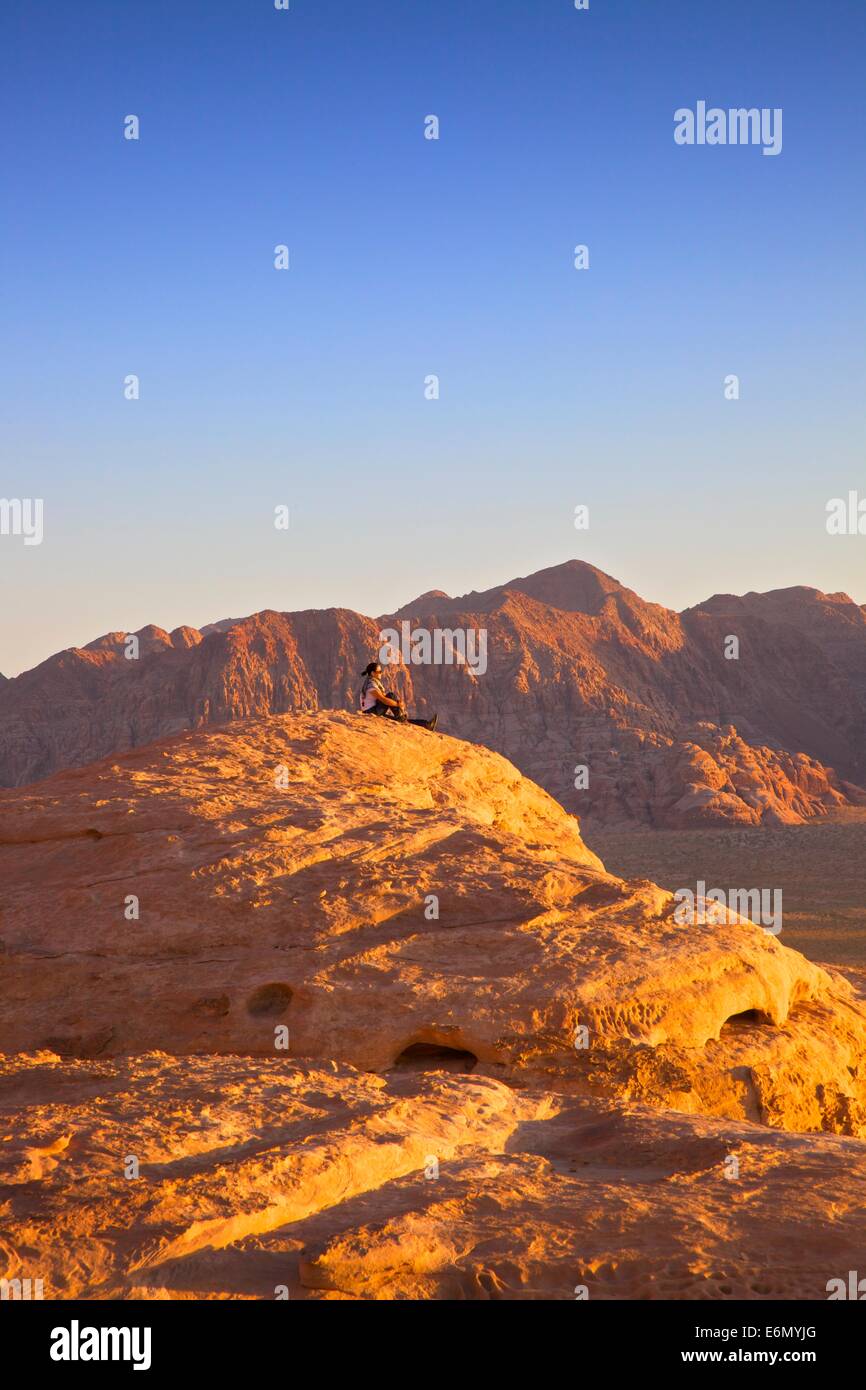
[1,559,864,827]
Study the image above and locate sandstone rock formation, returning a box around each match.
[3,713,866,1301]
[1,561,864,830]
[2,712,865,1135]
[4,1052,866,1301]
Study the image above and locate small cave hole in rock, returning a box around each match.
[246,983,293,1017]
[720,1008,772,1033]
[393,1042,478,1074]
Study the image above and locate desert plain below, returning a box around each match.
[593,809,866,971]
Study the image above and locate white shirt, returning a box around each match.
[360,674,385,712]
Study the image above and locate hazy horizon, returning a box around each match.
[3,549,865,680]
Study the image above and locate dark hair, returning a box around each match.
[362,661,381,676]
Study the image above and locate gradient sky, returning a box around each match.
[2,0,865,676]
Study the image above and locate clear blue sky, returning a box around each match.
[1,0,864,675]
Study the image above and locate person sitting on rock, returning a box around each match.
[359,661,437,730]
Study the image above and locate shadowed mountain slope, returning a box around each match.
[1,560,864,827]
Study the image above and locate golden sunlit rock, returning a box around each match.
[3,711,866,1298]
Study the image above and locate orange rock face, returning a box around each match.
[2,712,866,1299]
[1,561,864,829]
[2,711,865,1128]
[4,1053,866,1301]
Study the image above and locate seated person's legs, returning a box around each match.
[381,689,407,721]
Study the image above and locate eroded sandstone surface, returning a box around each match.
[3,713,866,1300]
[2,711,865,1135]
[3,1053,866,1301]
